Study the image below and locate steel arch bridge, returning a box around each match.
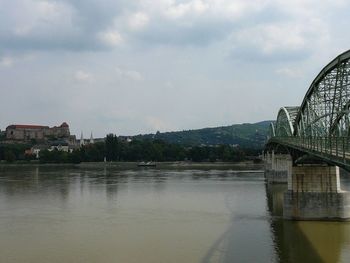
[266,49,350,170]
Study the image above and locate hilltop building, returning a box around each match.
[4,122,80,159]
[6,122,71,141]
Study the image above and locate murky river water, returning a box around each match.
[0,165,350,263]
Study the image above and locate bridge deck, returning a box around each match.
[269,137,350,170]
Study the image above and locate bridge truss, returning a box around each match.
[268,50,350,170]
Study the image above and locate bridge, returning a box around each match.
[264,49,350,221]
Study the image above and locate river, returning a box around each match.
[0,165,349,263]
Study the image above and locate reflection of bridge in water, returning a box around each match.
[264,50,350,220]
[266,183,350,263]
[200,176,350,263]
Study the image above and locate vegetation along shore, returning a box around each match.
[0,134,263,164]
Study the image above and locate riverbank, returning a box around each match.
[80,161,264,170]
[0,160,264,170]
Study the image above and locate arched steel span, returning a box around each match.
[269,122,275,138]
[294,49,350,137]
[274,107,299,137]
[267,49,350,170]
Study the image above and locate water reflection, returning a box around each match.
[266,182,350,263]
[0,166,350,262]
[201,172,275,263]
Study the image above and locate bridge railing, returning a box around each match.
[271,136,350,164]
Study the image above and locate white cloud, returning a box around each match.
[207,0,267,20]
[0,57,14,68]
[11,0,75,37]
[75,70,93,82]
[98,30,123,47]
[275,67,303,78]
[146,116,174,131]
[115,67,143,81]
[236,23,306,54]
[2,0,350,136]
[165,81,174,89]
[13,26,32,37]
[128,12,150,30]
[143,0,264,20]
[230,15,330,62]
[164,0,209,19]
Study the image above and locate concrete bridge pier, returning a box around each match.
[284,165,350,221]
[264,151,291,184]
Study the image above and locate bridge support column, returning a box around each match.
[264,152,291,183]
[284,165,350,221]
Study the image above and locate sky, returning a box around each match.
[0,0,350,137]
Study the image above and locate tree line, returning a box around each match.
[0,134,262,163]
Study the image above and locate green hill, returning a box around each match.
[133,121,272,149]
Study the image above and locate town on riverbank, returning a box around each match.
[0,122,266,164]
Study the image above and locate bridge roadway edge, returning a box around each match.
[267,138,350,172]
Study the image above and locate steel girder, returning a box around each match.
[269,122,275,138]
[275,107,299,137]
[294,50,350,137]
[266,50,350,168]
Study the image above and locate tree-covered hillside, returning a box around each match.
[133,121,272,149]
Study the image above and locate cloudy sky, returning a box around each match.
[0,0,349,137]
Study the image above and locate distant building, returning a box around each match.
[6,122,70,142]
[48,141,71,153]
[31,147,42,158]
[25,145,47,159]
[80,132,85,147]
[119,136,133,143]
[78,132,95,147]
[24,149,32,156]
[90,132,94,144]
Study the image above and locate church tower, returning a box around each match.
[80,132,85,147]
[90,132,94,144]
